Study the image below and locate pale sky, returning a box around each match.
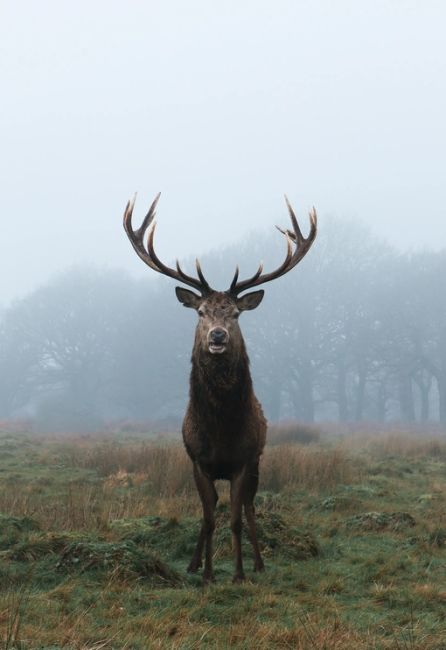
[1,0,445,304]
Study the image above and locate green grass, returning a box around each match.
[0,431,446,648]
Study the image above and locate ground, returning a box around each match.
[1,429,446,649]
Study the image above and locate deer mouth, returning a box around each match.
[209,343,227,354]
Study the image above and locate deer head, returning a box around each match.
[123,193,317,356]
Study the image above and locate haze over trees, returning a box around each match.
[1,218,445,431]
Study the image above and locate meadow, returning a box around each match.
[1,426,446,649]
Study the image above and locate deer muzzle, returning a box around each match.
[208,327,229,354]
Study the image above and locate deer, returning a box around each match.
[123,193,317,583]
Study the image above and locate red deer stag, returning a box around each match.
[123,193,317,583]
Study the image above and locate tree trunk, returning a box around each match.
[301,361,315,422]
[355,365,367,421]
[399,374,415,422]
[420,384,430,422]
[438,374,446,425]
[376,383,387,422]
[413,372,431,422]
[336,360,349,421]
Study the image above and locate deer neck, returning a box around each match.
[190,337,253,405]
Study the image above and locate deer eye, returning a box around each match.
[198,309,205,317]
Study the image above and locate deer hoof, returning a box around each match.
[203,573,216,585]
[232,573,246,584]
[187,560,202,573]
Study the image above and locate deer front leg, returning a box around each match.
[188,463,218,584]
[230,468,247,583]
[243,462,264,572]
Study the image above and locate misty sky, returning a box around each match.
[1,1,445,305]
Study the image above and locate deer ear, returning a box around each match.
[236,290,264,311]
[175,287,202,309]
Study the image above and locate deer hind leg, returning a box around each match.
[230,468,248,583]
[188,463,218,584]
[243,463,264,572]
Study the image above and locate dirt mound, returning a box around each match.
[345,511,415,532]
[113,508,320,562]
[7,533,72,561]
[111,515,195,560]
[253,510,320,559]
[318,496,362,512]
[3,528,181,586]
[56,539,181,584]
[211,505,320,560]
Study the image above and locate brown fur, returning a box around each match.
[178,290,267,583]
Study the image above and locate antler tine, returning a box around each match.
[123,193,159,270]
[146,225,212,294]
[284,194,304,243]
[195,259,212,292]
[229,265,240,293]
[135,192,161,238]
[172,258,211,294]
[228,262,264,295]
[309,206,317,228]
[228,196,317,296]
[123,193,213,294]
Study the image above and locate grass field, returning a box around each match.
[1,429,446,649]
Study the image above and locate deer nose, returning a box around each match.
[209,328,228,344]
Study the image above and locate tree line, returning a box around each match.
[1,218,445,430]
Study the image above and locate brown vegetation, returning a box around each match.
[0,440,356,532]
[343,431,446,459]
[2,430,446,648]
[268,420,321,445]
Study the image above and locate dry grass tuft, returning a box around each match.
[67,439,358,495]
[0,441,358,531]
[261,444,357,491]
[344,431,446,460]
[67,442,194,494]
[268,420,321,445]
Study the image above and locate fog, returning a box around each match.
[1,221,445,430]
[1,2,446,431]
[1,1,446,306]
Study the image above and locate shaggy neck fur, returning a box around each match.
[189,334,253,420]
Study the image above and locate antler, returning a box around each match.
[123,193,213,295]
[228,196,317,296]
